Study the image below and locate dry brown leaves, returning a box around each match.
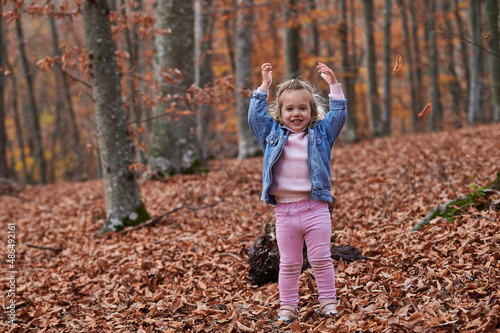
[1,123,500,332]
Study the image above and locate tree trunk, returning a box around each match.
[443,0,463,129]
[382,0,391,136]
[6,62,29,183]
[454,0,470,120]
[224,0,237,75]
[362,0,382,136]
[339,0,358,142]
[0,3,7,179]
[15,10,46,183]
[236,0,259,160]
[149,0,199,175]
[409,0,425,132]
[308,0,320,57]
[468,0,482,126]
[398,0,419,131]
[284,0,301,78]
[195,0,214,164]
[81,0,150,234]
[427,0,443,132]
[486,0,500,123]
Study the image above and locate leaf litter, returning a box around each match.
[1,123,499,332]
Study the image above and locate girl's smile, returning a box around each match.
[280,90,312,132]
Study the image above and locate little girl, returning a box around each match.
[248,62,347,322]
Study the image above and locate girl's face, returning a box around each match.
[280,90,312,132]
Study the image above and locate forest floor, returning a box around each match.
[1,123,500,333]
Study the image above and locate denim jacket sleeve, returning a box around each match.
[317,98,347,147]
[248,90,274,145]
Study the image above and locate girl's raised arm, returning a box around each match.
[317,62,338,85]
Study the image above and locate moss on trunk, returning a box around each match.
[411,170,500,232]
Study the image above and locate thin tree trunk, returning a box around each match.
[308,0,320,57]
[468,0,482,126]
[6,62,29,182]
[0,2,7,179]
[81,0,150,234]
[339,0,358,142]
[486,0,500,122]
[49,14,65,182]
[398,0,419,130]
[15,10,46,183]
[362,0,382,136]
[443,0,463,129]
[453,0,470,118]
[409,0,425,132]
[224,0,237,75]
[284,0,301,78]
[236,0,259,159]
[427,0,442,131]
[194,0,214,164]
[382,0,391,136]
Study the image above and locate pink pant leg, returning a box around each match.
[275,199,336,307]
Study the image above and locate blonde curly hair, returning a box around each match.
[268,78,327,126]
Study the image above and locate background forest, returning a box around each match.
[0,0,499,185]
[1,1,500,332]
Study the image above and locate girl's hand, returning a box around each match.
[260,63,273,90]
[317,62,338,84]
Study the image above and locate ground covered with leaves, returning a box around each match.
[1,123,500,332]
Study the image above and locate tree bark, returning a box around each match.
[468,0,483,126]
[427,0,443,132]
[284,0,301,78]
[382,0,392,136]
[398,0,419,131]
[362,0,382,136]
[409,0,425,132]
[149,0,200,175]
[81,0,150,234]
[443,0,463,129]
[194,0,214,164]
[15,10,46,183]
[339,0,358,142]
[486,0,500,123]
[236,0,259,160]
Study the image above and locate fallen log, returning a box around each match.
[246,222,367,286]
[411,170,500,232]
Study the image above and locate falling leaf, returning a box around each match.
[481,31,491,39]
[367,177,387,183]
[392,54,402,74]
[418,102,433,119]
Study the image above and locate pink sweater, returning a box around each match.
[264,83,345,203]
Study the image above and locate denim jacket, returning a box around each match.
[248,90,347,205]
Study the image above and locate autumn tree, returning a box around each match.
[81,0,150,234]
[427,0,443,131]
[468,0,484,126]
[284,0,300,78]
[148,0,200,175]
[381,0,391,136]
[236,0,259,159]
[15,8,46,183]
[362,0,382,135]
[486,0,500,122]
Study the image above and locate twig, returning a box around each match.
[24,243,64,253]
[60,68,92,89]
[436,25,500,60]
[118,198,225,234]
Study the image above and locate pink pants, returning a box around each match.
[275,198,336,307]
